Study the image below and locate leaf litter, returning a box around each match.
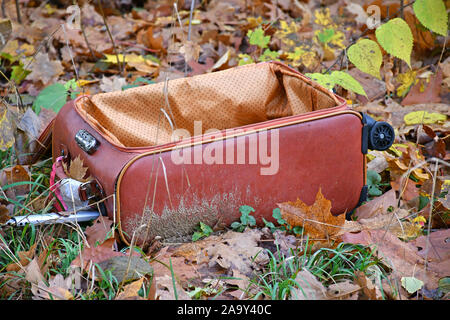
[0,0,448,301]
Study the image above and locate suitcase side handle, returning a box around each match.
[361,113,395,153]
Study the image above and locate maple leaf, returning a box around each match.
[62,155,91,182]
[25,52,64,86]
[247,27,270,49]
[277,188,345,241]
[99,76,127,93]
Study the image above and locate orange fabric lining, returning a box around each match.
[75,62,339,148]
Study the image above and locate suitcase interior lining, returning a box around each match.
[75,62,340,148]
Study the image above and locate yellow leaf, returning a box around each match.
[314,8,333,27]
[404,111,447,125]
[396,70,418,97]
[76,79,98,87]
[116,277,145,300]
[389,220,422,241]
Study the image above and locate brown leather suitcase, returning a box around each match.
[49,61,394,246]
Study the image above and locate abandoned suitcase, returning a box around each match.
[49,61,394,246]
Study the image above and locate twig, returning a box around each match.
[324,0,416,75]
[116,40,160,53]
[78,1,97,62]
[1,0,5,18]
[424,158,439,272]
[15,0,21,24]
[97,0,123,75]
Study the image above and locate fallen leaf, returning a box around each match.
[355,271,383,300]
[97,256,153,283]
[401,69,443,106]
[413,229,450,262]
[84,215,114,247]
[6,242,37,272]
[155,274,191,300]
[33,274,74,300]
[0,204,11,224]
[278,188,345,241]
[0,106,15,152]
[354,189,397,220]
[326,280,360,300]
[62,155,90,182]
[99,76,127,93]
[203,229,269,277]
[71,238,125,272]
[116,277,145,300]
[401,276,424,294]
[290,269,327,300]
[342,230,440,289]
[25,52,64,86]
[2,164,31,196]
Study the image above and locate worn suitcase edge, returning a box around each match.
[114,110,366,245]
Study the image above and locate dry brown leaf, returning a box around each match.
[33,274,74,300]
[413,229,450,262]
[155,275,191,300]
[326,280,360,300]
[354,189,397,220]
[25,257,44,283]
[2,165,31,196]
[63,155,90,182]
[25,52,64,86]
[401,69,443,106]
[84,215,114,247]
[203,229,269,277]
[290,269,327,300]
[0,204,11,224]
[355,271,383,300]
[116,277,145,300]
[150,253,199,286]
[6,242,37,272]
[342,230,440,290]
[278,188,345,241]
[71,238,125,272]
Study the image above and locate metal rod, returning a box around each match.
[2,210,100,227]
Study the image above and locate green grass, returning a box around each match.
[246,238,390,300]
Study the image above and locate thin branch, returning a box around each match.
[97,0,123,75]
[324,0,416,75]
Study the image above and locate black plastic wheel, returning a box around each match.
[368,121,395,151]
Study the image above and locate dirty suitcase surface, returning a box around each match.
[49,61,394,245]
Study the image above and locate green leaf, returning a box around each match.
[375,18,413,67]
[272,208,282,220]
[247,27,270,49]
[231,221,242,231]
[263,218,276,231]
[438,277,450,295]
[240,205,255,215]
[347,39,382,79]
[330,71,367,97]
[404,111,447,125]
[305,73,335,90]
[293,226,303,236]
[192,232,203,242]
[259,49,280,62]
[238,54,255,66]
[317,28,335,44]
[367,170,383,196]
[413,0,448,36]
[199,222,213,235]
[401,276,424,294]
[32,83,68,115]
[247,215,256,227]
[10,64,30,84]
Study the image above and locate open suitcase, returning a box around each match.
[48,61,394,246]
